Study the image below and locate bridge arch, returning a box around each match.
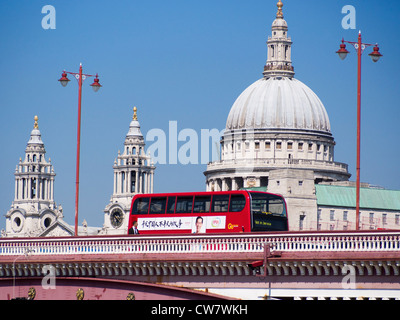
[0,277,231,300]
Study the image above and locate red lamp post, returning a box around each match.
[58,64,102,236]
[336,32,382,230]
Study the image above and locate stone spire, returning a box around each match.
[263,0,295,79]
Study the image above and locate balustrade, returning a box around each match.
[0,231,399,258]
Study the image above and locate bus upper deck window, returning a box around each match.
[176,196,194,213]
[230,194,246,212]
[149,197,166,214]
[132,198,149,215]
[166,196,176,214]
[212,195,229,212]
[193,196,211,213]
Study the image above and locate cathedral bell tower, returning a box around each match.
[4,116,69,237]
[102,107,156,234]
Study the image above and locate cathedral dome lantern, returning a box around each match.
[263,0,294,79]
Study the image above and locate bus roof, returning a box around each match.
[131,190,250,198]
[131,190,284,199]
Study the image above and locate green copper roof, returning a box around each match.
[315,185,400,211]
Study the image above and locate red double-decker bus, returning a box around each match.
[127,190,288,235]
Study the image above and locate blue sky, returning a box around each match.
[0,0,399,230]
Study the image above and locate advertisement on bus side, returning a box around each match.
[138,216,226,233]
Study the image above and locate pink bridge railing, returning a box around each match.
[0,230,399,257]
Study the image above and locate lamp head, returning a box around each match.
[58,71,70,87]
[90,74,102,92]
[369,45,382,63]
[336,39,349,60]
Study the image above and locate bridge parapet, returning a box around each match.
[1,231,400,300]
[1,230,399,257]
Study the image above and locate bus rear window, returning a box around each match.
[132,197,149,215]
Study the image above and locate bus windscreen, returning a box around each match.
[250,192,287,231]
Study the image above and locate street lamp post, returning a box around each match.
[336,31,382,230]
[58,64,102,236]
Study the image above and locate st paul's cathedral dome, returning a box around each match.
[204,0,351,230]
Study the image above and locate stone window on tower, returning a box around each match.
[22,179,26,199]
[265,141,271,149]
[31,178,37,198]
[121,172,125,193]
[276,142,282,150]
[255,141,260,150]
[308,143,313,151]
[41,179,46,200]
[44,217,52,228]
[131,171,136,193]
[287,142,293,150]
[236,142,241,151]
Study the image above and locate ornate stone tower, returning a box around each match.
[102,107,155,234]
[4,116,71,237]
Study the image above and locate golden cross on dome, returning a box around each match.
[276,0,284,18]
[133,106,138,120]
[34,115,39,129]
